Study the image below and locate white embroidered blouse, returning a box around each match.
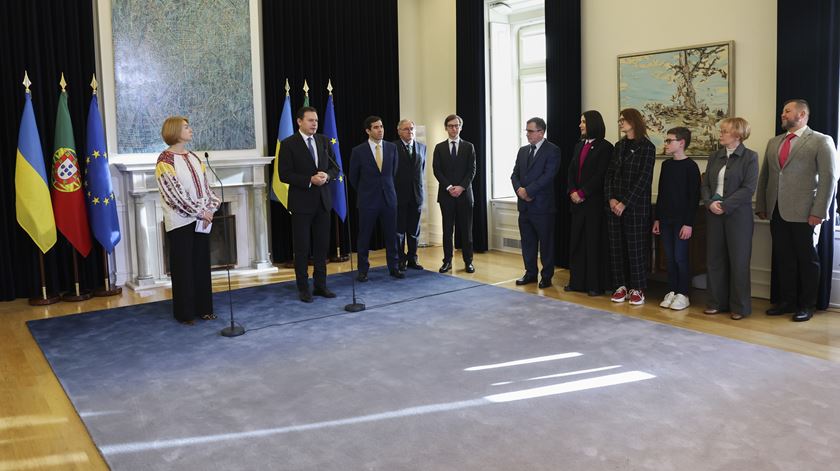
[155,150,220,232]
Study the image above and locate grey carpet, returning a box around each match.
[27,268,840,470]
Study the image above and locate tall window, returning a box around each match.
[487,1,546,199]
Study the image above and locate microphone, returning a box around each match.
[204,152,245,337]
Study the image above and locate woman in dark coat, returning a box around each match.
[566,110,613,296]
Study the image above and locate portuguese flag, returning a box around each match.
[51,89,92,257]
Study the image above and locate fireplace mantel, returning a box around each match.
[113,156,277,290]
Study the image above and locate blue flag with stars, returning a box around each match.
[84,94,121,253]
[323,94,347,221]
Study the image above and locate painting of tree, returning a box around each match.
[618,41,733,156]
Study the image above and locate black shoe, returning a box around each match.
[439,262,452,273]
[516,275,537,286]
[407,262,424,270]
[564,285,584,292]
[465,263,475,273]
[587,290,601,297]
[792,309,814,322]
[357,272,369,282]
[299,290,313,303]
[398,261,407,272]
[766,303,795,316]
[313,287,336,298]
[539,279,552,289]
[389,270,406,279]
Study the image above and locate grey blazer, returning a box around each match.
[756,127,837,222]
[701,143,758,215]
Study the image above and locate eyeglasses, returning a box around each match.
[663,138,681,144]
[617,118,626,124]
[525,129,543,134]
[445,124,461,129]
[399,128,415,132]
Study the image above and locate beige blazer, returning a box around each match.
[756,127,837,222]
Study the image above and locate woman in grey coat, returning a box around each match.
[700,117,759,320]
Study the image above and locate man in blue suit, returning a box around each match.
[349,116,403,282]
[511,117,561,289]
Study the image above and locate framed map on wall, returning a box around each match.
[111,0,256,154]
[618,41,734,156]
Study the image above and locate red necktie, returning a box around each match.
[778,133,796,168]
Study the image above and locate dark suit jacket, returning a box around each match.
[349,140,398,209]
[277,132,339,214]
[432,138,476,206]
[511,140,561,213]
[394,139,426,207]
[604,137,655,217]
[701,143,758,216]
[567,138,613,214]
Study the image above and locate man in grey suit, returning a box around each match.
[394,119,426,271]
[756,99,838,322]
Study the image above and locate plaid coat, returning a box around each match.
[604,137,655,217]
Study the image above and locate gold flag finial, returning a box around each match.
[23,71,32,93]
[303,79,309,97]
[90,74,98,94]
[59,73,67,92]
[327,79,333,95]
[284,78,290,96]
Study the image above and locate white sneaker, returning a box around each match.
[670,294,690,310]
[659,291,675,308]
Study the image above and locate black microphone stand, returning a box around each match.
[325,150,364,312]
[204,152,245,337]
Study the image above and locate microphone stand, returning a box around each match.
[325,150,364,312]
[204,152,245,337]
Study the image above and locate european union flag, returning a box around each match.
[84,94,121,253]
[323,94,347,221]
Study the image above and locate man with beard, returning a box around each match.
[756,99,837,322]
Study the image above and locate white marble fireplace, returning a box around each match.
[113,156,276,290]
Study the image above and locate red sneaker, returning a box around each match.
[611,286,628,303]
[628,289,645,305]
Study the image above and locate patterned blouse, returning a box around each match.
[155,150,220,232]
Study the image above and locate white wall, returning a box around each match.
[398,0,458,250]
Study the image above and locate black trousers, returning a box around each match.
[606,211,650,290]
[770,207,820,310]
[568,206,605,292]
[292,208,330,292]
[167,222,213,322]
[518,211,555,281]
[440,197,473,264]
[397,203,422,264]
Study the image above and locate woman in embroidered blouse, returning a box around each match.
[155,116,220,325]
[604,108,656,306]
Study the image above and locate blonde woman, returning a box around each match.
[155,116,220,325]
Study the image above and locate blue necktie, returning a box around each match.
[307,137,317,167]
[450,141,457,159]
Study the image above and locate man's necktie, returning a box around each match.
[406,143,413,159]
[778,133,796,168]
[307,137,318,167]
[375,143,383,171]
[450,141,457,159]
[527,144,536,167]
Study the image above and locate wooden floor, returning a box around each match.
[1,246,839,470]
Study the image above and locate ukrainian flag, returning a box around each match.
[271,93,293,208]
[16,91,56,254]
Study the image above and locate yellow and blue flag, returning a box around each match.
[85,94,121,253]
[271,94,293,208]
[16,91,57,254]
[323,94,347,221]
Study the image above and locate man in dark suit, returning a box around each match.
[277,106,340,303]
[432,114,476,273]
[511,117,561,289]
[394,118,426,271]
[348,116,403,282]
[756,99,838,322]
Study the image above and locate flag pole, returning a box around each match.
[94,246,122,297]
[29,252,60,306]
[62,250,92,301]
